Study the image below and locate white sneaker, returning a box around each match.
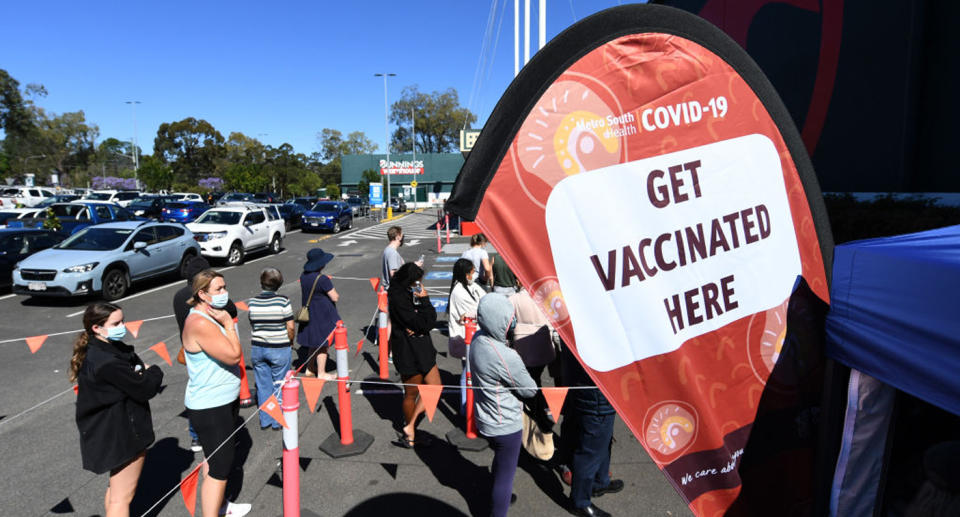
[219,501,252,516]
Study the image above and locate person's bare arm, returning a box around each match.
[482,257,494,287]
[327,287,340,303]
[183,311,242,365]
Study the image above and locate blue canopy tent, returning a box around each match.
[825,224,960,515]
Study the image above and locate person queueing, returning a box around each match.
[491,252,520,296]
[181,270,251,517]
[297,248,340,380]
[509,283,557,432]
[72,302,164,517]
[248,267,295,430]
[387,262,440,447]
[461,233,493,291]
[471,294,538,516]
[561,344,624,517]
[448,258,486,412]
[173,255,239,452]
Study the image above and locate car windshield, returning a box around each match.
[347,198,361,204]
[195,211,240,225]
[130,197,155,205]
[50,205,88,218]
[311,202,339,212]
[166,202,193,209]
[87,193,113,200]
[0,212,23,224]
[223,193,249,201]
[0,188,20,196]
[56,227,132,250]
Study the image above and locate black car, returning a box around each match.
[288,197,316,209]
[390,197,407,213]
[253,192,280,204]
[0,228,66,289]
[127,196,166,219]
[346,196,369,217]
[278,203,305,230]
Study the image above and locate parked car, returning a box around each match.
[85,190,141,207]
[167,192,204,202]
[35,194,80,208]
[217,192,255,206]
[286,197,317,209]
[302,201,353,233]
[0,187,57,208]
[12,221,201,300]
[127,196,166,219]
[346,196,369,217]
[277,203,305,230]
[0,208,44,229]
[9,202,137,235]
[390,197,407,213]
[0,229,67,289]
[160,201,209,224]
[187,204,285,265]
[253,192,280,204]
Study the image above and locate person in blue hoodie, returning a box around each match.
[470,293,537,517]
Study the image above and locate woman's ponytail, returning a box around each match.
[68,332,89,383]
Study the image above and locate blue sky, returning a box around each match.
[1,0,633,157]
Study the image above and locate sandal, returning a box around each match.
[393,430,416,449]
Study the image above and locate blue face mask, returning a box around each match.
[210,291,229,309]
[509,316,517,333]
[105,324,127,341]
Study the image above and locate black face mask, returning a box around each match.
[399,236,404,247]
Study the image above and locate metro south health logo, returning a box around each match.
[545,134,801,372]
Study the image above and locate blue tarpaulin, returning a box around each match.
[826,225,960,416]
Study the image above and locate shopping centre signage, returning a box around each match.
[379,159,424,175]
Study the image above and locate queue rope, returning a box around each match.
[0,313,176,345]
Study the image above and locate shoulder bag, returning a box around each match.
[295,274,323,324]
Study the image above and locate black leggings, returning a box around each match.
[189,399,239,480]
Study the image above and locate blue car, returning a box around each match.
[12,221,201,300]
[160,201,209,223]
[301,201,353,233]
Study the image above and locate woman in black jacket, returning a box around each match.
[387,262,439,447]
[70,302,163,517]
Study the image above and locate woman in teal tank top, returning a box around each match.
[180,270,251,517]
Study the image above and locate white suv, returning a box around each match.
[0,187,56,208]
[86,190,141,207]
[187,204,285,265]
[169,192,204,202]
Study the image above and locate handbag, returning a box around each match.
[295,274,323,324]
[522,411,555,460]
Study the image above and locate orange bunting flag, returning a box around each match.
[180,464,201,517]
[541,387,569,424]
[355,338,364,357]
[260,394,288,429]
[149,342,172,366]
[126,320,144,339]
[235,301,249,312]
[73,384,79,395]
[25,335,48,354]
[418,384,443,422]
[300,377,326,413]
[369,277,380,292]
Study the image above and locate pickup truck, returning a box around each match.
[7,202,139,235]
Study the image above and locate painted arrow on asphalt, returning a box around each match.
[406,239,420,246]
[338,240,358,247]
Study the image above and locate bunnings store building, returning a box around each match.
[341,153,464,206]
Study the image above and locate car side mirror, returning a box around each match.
[133,241,147,251]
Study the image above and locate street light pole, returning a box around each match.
[411,107,417,210]
[125,101,141,185]
[374,73,395,219]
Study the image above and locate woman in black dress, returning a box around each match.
[387,262,439,447]
[297,248,341,380]
[70,302,163,517]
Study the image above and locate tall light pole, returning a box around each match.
[411,107,417,209]
[257,133,273,194]
[374,73,395,219]
[125,101,141,185]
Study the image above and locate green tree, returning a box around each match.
[389,86,476,154]
[357,168,381,198]
[154,118,225,184]
[288,171,323,197]
[31,109,99,186]
[325,183,341,199]
[137,155,173,191]
[316,128,378,183]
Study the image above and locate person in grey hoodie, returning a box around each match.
[470,293,537,517]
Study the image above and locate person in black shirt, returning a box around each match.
[173,255,238,452]
[71,302,163,517]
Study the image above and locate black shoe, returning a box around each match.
[510,494,517,506]
[568,503,611,517]
[592,479,624,497]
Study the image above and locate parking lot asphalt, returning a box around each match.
[0,210,691,516]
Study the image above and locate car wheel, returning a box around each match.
[102,268,129,301]
[178,251,196,278]
[333,221,340,233]
[227,241,245,265]
[270,234,281,254]
[347,217,353,229]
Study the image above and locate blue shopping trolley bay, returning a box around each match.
[436,256,459,263]
[425,271,453,280]
[431,297,449,313]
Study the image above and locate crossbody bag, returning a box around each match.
[295,274,323,324]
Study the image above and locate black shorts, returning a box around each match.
[188,399,239,480]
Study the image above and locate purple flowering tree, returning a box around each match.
[198,177,224,191]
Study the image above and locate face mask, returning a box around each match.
[509,316,517,333]
[104,324,127,341]
[209,291,229,308]
[399,237,405,247]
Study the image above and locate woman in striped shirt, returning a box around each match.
[248,268,295,430]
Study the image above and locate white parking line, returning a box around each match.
[246,250,287,264]
[0,294,16,300]
[66,278,187,317]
